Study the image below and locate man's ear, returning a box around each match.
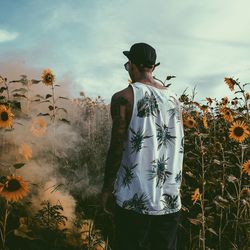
[131,63,136,72]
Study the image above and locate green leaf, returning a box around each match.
[0,176,7,184]
[13,93,27,98]
[0,87,7,93]
[10,100,21,110]
[187,217,202,225]
[13,163,26,169]
[11,88,27,93]
[46,94,52,99]
[35,94,44,99]
[59,96,69,100]
[37,113,50,116]
[59,118,70,124]
[207,228,218,236]
[31,79,41,84]
[31,99,41,102]
[56,107,67,114]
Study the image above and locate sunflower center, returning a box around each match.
[6,179,21,192]
[45,75,52,82]
[234,127,244,137]
[34,124,41,129]
[1,111,9,121]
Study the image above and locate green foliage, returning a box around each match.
[34,200,67,230]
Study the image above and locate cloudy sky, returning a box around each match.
[0,0,250,103]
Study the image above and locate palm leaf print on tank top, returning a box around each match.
[156,123,176,150]
[122,193,149,214]
[121,163,138,188]
[148,154,172,188]
[137,91,160,117]
[161,193,179,211]
[175,170,182,183]
[168,95,181,122]
[129,127,153,153]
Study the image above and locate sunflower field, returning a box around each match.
[0,71,249,250]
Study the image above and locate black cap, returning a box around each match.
[123,42,160,68]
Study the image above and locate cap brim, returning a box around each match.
[123,51,130,58]
[155,62,160,67]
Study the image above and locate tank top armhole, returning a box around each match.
[128,84,136,129]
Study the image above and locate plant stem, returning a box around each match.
[1,200,9,250]
[4,79,10,101]
[51,84,56,167]
[218,148,226,250]
[199,134,206,250]
[233,144,244,245]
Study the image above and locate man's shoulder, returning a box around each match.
[111,85,133,105]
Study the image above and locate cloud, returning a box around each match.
[1,0,250,102]
[0,29,18,42]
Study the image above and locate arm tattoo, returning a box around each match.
[102,95,129,192]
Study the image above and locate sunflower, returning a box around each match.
[79,91,85,97]
[242,159,250,176]
[191,188,200,204]
[19,143,32,161]
[231,100,238,106]
[184,116,196,129]
[229,120,250,143]
[31,117,47,136]
[221,97,229,106]
[240,187,250,196]
[191,101,201,109]
[206,97,213,106]
[0,175,29,202]
[41,68,55,86]
[200,105,209,113]
[0,105,14,129]
[224,77,236,91]
[214,142,223,151]
[222,108,234,123]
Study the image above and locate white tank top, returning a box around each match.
[113,82,184,215]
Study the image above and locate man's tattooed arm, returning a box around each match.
[102,94,129,193]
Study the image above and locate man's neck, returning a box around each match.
[133,74,154,84]
[132,74,167,89]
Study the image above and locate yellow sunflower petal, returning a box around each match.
[191,188,200,204]
[0,175,29,202]
[41,68,55,86]
[184,116,196,129]
[19,143,32,161]
[229,120,250,143]
[224,77,236,91]
[242,159,250,176]
[31,117,47,137]
[0,105,14,129]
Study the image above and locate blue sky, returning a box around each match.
[0,0,250,103]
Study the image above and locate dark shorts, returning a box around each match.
[113,203,181,250]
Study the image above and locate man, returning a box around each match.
[101,42,184,250]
